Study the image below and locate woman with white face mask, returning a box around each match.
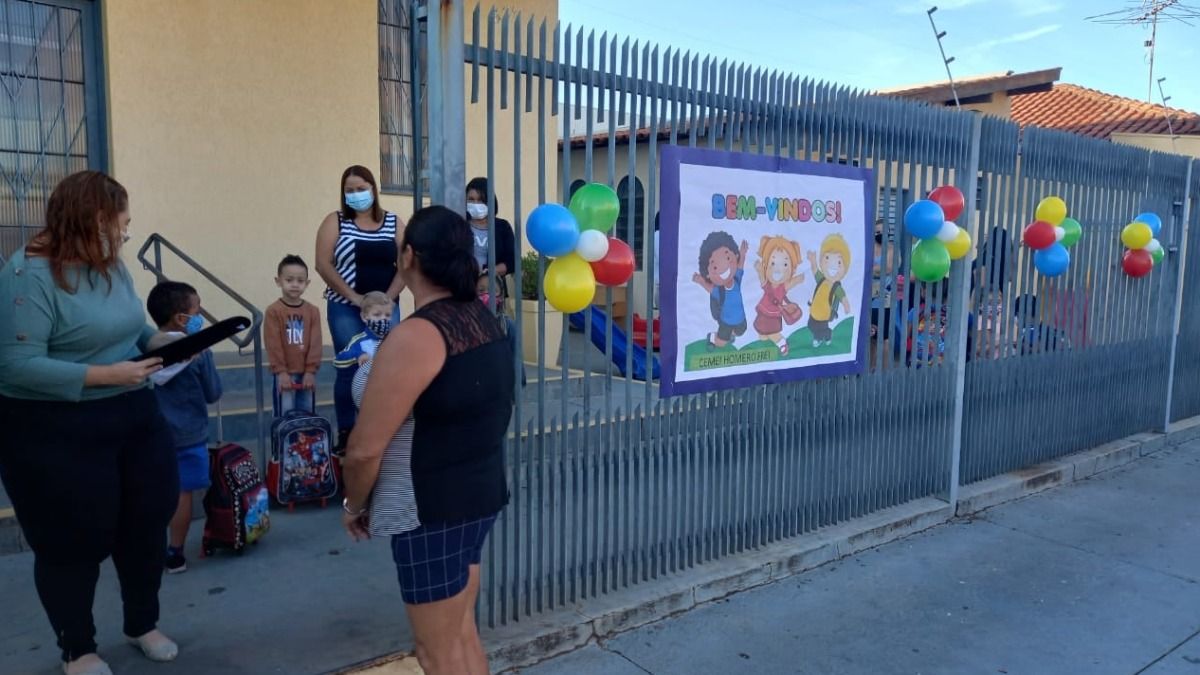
[465,177,516,315]
[315,165,406,353]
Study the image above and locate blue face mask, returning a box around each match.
[185,314,204,335]
[345,189,374,213]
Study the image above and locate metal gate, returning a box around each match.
[414,3,1196,630]
[0,0,105,260]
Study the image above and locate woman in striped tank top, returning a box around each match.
[315,165,406,353]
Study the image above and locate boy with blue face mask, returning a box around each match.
[146,281,223,574]
[332,291,395,454]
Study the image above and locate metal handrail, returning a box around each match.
[137,233,269,462]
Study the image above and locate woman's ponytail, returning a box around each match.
[403,205,482,301]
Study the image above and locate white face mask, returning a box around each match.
[467,203,489,220]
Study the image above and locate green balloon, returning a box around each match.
[568,182,620,233]
[1060,217,1082,248]
[911,239,952,282]
[1152,248,1165,266]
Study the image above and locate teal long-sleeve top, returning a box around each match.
[0,248,154,402]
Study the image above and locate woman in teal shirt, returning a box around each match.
[0,172,180,675]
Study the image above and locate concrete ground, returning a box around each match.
[509,440,1200,675]
[0,506,411,675]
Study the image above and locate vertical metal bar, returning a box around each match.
[412,1,427,205]
[1163,161,1193,431]
[424,0,466,208]
[948,113,982,508]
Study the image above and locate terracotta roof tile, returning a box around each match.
[1010,83,1200,139]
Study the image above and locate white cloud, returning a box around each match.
[896,0,990,15]
[969,24,1062,52]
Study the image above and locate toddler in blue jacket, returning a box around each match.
[147,281,223,574]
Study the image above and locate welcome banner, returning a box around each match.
[660,146,875,396]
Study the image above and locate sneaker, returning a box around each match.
[165,547,187,574]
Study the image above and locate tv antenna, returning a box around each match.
[926,6,961,109]
[1086,1,1200,102]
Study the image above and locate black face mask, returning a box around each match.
[365,318,392,340]
[874,233,884,245]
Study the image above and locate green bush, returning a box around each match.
[520,252,541,300]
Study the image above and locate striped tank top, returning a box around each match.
[351,360,420,536]
[324,211,400,305]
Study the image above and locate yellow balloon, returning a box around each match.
[945,226,972,260]
[1121,222,1153,250]
[543,254,596,313]
[1035,196,1067,226]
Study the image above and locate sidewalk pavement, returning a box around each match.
[0,506,413,675]
[508,440,1200,675]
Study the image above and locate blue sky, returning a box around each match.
[559,0,1200,113]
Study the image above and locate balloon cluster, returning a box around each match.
[1022,196,1080,278]
[1120,212,1164,279]
[526,183,635,312]
[906,185,972,283]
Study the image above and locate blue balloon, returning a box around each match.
[1034,243,1070,277]
[1135,212,1162,236]
[527,203,580,257]
[904,199,946,240]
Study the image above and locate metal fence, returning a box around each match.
[1171,162,1200,422]
[422,4,1199,628]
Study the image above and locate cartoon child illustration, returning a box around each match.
[806,234,853,348]
[753,235,805,355]
[692,231,750,349]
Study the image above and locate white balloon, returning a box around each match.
[576,229,610,262]
[1146,238,1163,254]
[936,221,958,243]
[1054,226,1066,242]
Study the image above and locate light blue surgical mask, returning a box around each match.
[345,189,374,213]
[185,314,204,335]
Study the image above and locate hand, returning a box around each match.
[349,293,365,308]
[357,354,370,366]
[342,509,370,542]
[101,359,163,386]
[302,373,317,391]
[692,273,705,285]
[277,375,291,393]
[739,240,749,259]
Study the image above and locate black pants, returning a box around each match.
[0,388,179,662]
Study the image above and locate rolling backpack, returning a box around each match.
[202,443,270,557]
[267,410,339,508]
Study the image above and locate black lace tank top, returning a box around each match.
[409,298,514,523]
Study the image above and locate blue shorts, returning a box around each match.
[390,514,498,605]
[177,442,210,492]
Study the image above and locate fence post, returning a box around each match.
[424,0,466,209]
[1163,160,1194,431]
[947,113,983,509]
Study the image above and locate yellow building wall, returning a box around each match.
[103,0,557,349]
[1110,133,1200,160]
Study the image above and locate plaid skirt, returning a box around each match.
[390,513,499,604]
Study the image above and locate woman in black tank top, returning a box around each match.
[341,205,514,675]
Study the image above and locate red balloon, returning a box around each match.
[929,185,965,222]
[591,238,635,286]
[1122,249,1154,278]
[1023,220,1056,250]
